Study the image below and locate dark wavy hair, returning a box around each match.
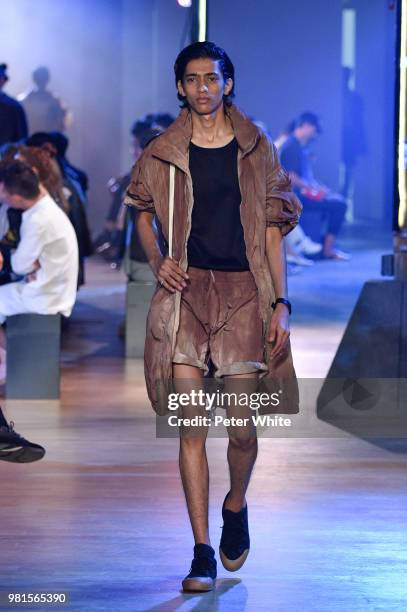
[174,42,235,108]
[0,160,40,199]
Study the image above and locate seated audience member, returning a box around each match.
[26,131,88,200]
[95,113,174,267]
[116,125,165,338]
[250,120,320,269]
[0,145,24,284]
[0,201,8,239]
[251,119,320,269]
[271,123,321,267]
[144,113,174,130]
[0,144,72,283]
[50,131,88,197]
[283,222,326,267]
[95,119,151,264]
[122,126,165,281]
[0,160,79,377]
[280,112,349,261]
[15,145,70,213]
[25,133,92,285]
[0,206,22,286]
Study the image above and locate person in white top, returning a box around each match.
[0,159,78,344]
[0,159,78,463]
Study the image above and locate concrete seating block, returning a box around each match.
[6,313,61,399]
[125,281,156,358]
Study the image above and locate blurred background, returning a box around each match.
[0,0,397,235]
[2,5,407,608]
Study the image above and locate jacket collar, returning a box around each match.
[148,103,261,172]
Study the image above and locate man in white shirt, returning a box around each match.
[0,159,79,323]
[0,159,79,463]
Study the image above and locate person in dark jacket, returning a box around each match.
[27,131,88,198]
[25,132,92,285]
[0,144,23,285]
[280,112,349,260]
[95,114,173,267]
[0,64,28,146]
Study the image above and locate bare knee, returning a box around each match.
[228,434,257,453]
[180,435,207,454]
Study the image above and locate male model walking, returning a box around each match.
[125,42,302,592]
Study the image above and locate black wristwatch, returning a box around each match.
[271,298,292,315]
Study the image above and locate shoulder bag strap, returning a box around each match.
[168,164,175,259]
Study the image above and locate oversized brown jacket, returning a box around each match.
[125,104,303,415]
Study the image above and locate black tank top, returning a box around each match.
[187,138,250,271]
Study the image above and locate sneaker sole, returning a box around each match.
[0,445,45,463]
[182,577,215,592]
[219,547,249,572]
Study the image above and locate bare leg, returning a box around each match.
[173,363,210,545]
[224,372,258,512]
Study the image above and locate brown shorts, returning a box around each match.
[173,266,268,377]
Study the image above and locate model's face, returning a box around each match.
[177,58,233,115]
[0,183,24,208]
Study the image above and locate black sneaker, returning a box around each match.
[0,414,45,463]
[219,492,250,571]
[182,543,217,592]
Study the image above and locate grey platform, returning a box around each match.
[6,313,61,399]
[317,280,407,439]
[125,281,156,358]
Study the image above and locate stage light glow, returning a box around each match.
[198,0,207,41]
[177,0,192,7]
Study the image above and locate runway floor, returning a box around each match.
[1,225,407,611]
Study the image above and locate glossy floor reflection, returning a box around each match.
[1,229,406,611]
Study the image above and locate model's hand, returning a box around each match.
[267,304,290,359]
[0,251,3,272]
[156,256,189,293]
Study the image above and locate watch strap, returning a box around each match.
[271,297,292,315]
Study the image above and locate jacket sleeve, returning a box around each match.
[124,153,155,214]
[264,136,302,236]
